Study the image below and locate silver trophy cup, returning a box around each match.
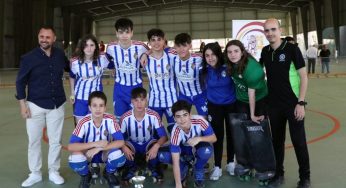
[131,176,146,188]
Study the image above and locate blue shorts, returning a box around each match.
[113,83,142,118]
[125,140,157,155]
[74,99,89,117]
[150,107,175,127]
[178,92,208,116]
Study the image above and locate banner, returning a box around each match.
[232,20,269,61]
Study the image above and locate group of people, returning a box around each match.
[16,17,311,188]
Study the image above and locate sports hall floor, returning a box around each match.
[0,59,345,188]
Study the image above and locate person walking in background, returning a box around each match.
[200,42,237,181]
[99,41,105,52]
[306,45,318,74]
[16,25,69,187]
[260,18,310,188]
[319,44,331,74]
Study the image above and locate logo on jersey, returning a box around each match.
[191,63,196,69]
[279,54,286,62]
[147,124,152,132]
[133,52,138,59]
[103,130,109,137]
[177,70,193,81]
[205,147,211,154]
[221,70,227,77]
[166,64,171,71]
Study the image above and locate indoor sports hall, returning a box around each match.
[0,0,345,188]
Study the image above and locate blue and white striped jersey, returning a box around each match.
[146,52,177,108]
[106,41,149,86]
[70,53,110,101]
[69,113,124,144]
[120,108,167,145]
[172,53,204,96]
[170,115,214,153]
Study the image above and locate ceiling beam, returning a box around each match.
[93,1,296,21]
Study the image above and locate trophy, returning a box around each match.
[130,176,146,188]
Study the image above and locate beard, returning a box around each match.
[40,42,52,50]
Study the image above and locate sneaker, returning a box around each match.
[151,166,164,182]
[21,173,42,187]
[104,171,120,188]
[79,174,91,188]
[297,179,311,188]
[268,175,284,187]
[49,171,65,185]
[121,166,137,182]
[225,162,235,176]
[209,166,222,181]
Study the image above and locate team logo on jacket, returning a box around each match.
[279,54,286,62]
[201,105,208,113]
[221,70,227,77]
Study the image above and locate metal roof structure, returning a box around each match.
[55,0,311,21]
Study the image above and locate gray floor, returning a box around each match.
[1,59,346,188]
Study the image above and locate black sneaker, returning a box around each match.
[151,166,164,183]
[268,175,284,187]
[79,173,91,188]
[103,171,120,188]
[297,179,311,188]
[121,166,137,182]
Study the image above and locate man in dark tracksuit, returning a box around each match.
[260,18,311,188]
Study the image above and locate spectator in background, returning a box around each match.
[99,40,105,52]
[306,45,318,74]
[319,44,331,74]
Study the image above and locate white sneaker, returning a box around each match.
[209,166,222,181]
[49,171,64,185]
[21,173,42,187]
[225,162,235,176]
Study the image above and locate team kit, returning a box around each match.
[18,18,311,188]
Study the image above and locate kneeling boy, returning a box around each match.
[160,100,217,188]
[120,87,168,183]
[68,91,126,188]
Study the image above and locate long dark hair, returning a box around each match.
[224,40,254,74]
[201,42,225,87]
[77,34,100,65]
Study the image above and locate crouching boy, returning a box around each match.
[160,100,217,188]
[68,91,126,188]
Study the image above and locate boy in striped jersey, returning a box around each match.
[172,33,207,117]
[141,33,207,117]
[161,100,216,188]
[68,91,126,188]
[106,18,149,120]
[145,28,178,133]
[120,87,168,183]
